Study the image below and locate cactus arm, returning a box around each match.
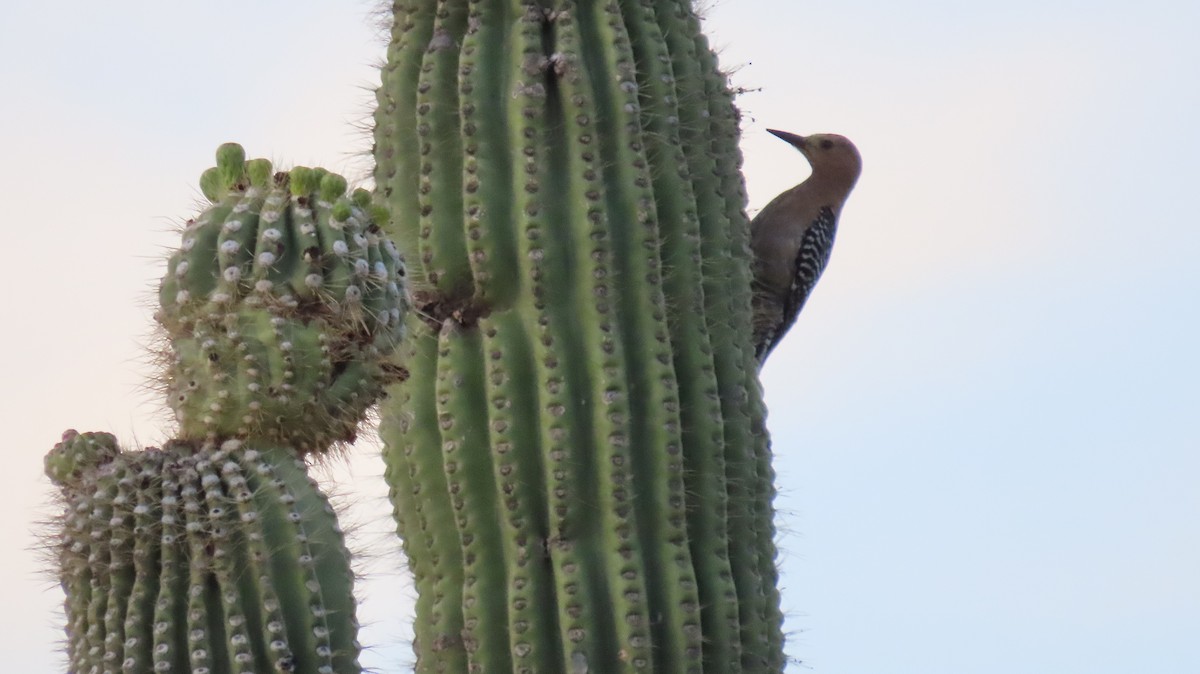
[160,150,406,453]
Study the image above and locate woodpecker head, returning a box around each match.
[767,129,862,192]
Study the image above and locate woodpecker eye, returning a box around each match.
[820,139,834,150]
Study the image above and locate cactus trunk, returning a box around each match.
[374,1,783,671]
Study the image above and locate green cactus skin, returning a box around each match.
[157,144,411,454]
[375,0,783,671]
[46,431,362,674]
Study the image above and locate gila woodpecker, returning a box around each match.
[750,129,861,365]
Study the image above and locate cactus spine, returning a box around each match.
[46,145,411,674]
[375,1,783,671]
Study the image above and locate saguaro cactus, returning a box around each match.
[46,145,410,674]
[374,1,782,672]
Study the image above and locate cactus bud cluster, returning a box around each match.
[157,143,410,452]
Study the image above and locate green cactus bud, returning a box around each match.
[367,204,391,228]
[215,141,247,189]
[46,436,362,674]
[288,165,317,196]
[318,172,347,203]
[199,167,223,202]
[246,157,273,188]
[331,199,353,223]
[156,145,410,453]
[351,187,372,209]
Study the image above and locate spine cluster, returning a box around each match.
[374,1,781,671]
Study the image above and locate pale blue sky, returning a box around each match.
[2,1,1196,672]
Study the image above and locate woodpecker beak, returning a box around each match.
[766,128,807,150]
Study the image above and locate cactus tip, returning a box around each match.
[368,204,391,227]
[246,158,273,188]
[351,188,372,209]
[44,430,120,487]
[199,167,223,202]
[288,166,317,196]
[319,173,349,203]
[215,142,247,189]
[331,200,353,222]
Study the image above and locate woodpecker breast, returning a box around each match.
[749,131,861,365]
